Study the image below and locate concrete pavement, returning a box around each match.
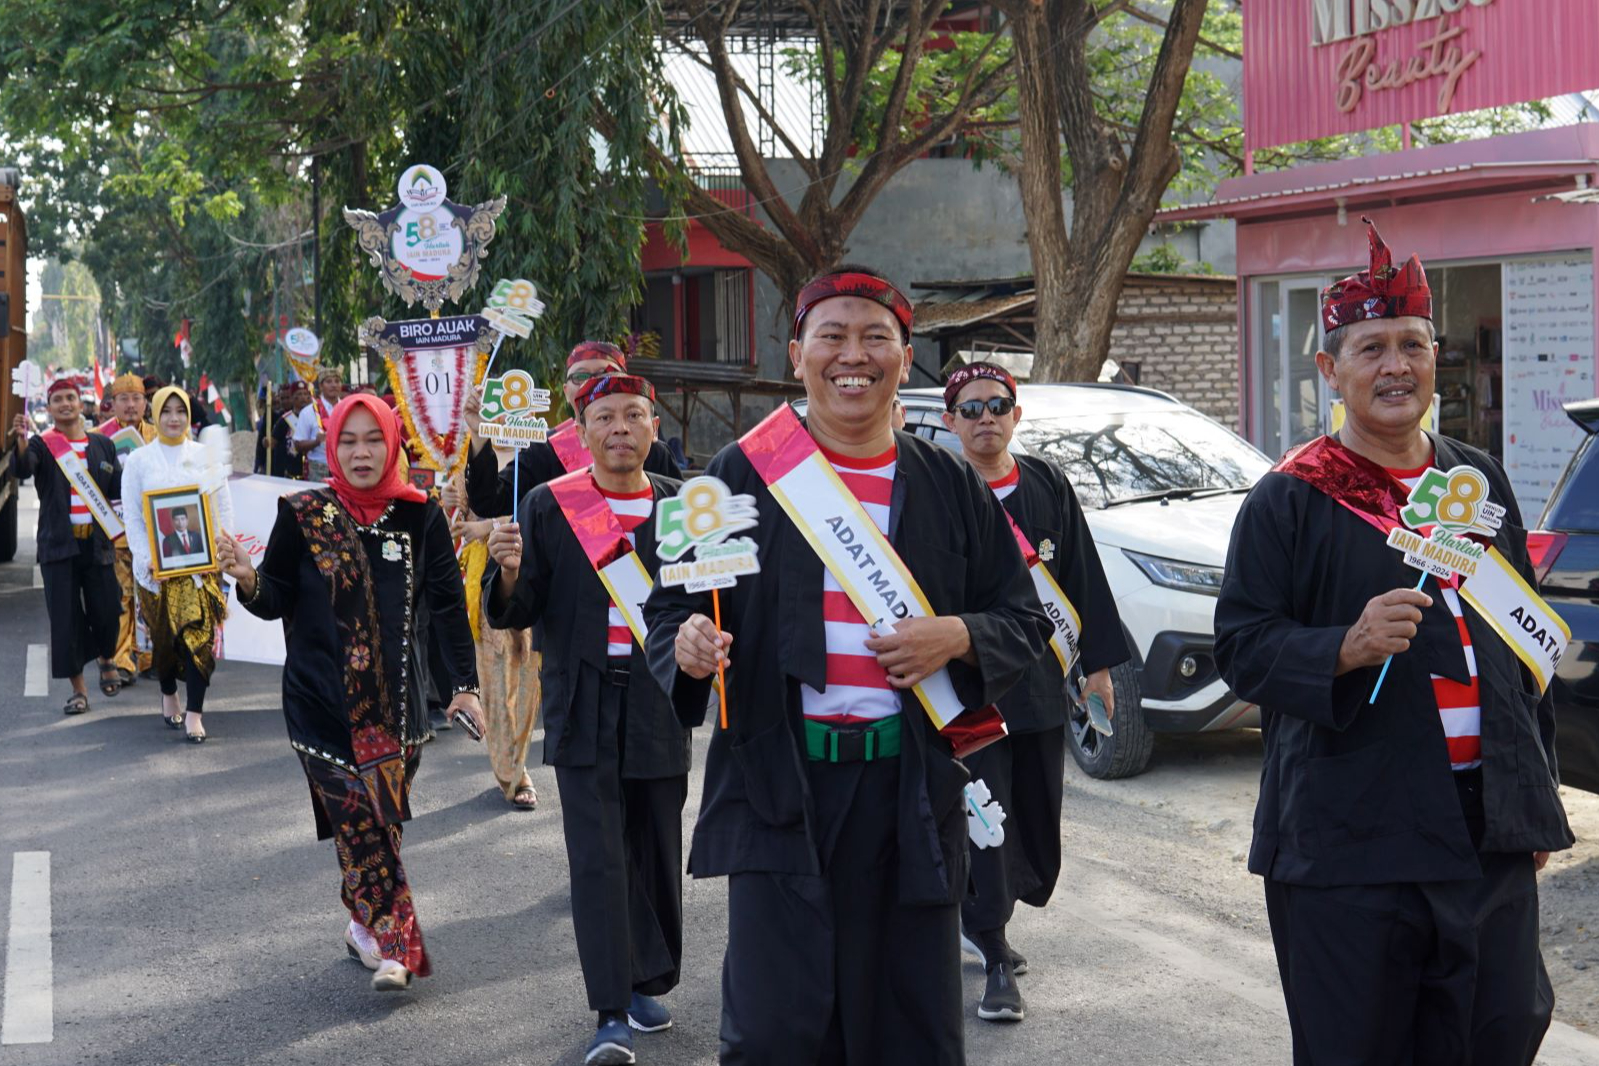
[1,491,1594,1065]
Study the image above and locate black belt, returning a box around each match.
[605,663,631,687]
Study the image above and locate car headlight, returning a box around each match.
[1122,550,1225,597]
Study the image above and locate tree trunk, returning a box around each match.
[1005,0,1210,383]
[1004,2,1074,380]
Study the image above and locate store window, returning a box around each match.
[1252,277,1328,458]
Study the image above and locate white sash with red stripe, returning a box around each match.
[42,430,123,541]
[739,407,973,732]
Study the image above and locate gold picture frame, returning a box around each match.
[144,484,219,581]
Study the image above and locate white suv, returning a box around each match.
[892,383,1271,779]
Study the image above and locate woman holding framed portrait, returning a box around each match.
[122,386,236,743]
[217,393,483,993]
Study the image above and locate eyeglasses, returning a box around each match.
[952,396,1016,420]
[565,367,620,385]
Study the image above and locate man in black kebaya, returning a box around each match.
[644,266,1050,1066]
[1215,220,1572,1064]
[486,374,687,1066]
[939,361,1128,1023]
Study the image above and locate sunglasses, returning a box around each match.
[951,396,1016,420]
[565,367,622,385]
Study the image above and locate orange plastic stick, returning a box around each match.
[713,587,728,730]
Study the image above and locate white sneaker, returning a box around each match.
[371,959,413,992]
[344,921,381,971]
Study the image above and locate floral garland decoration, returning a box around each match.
[383,346,489,479]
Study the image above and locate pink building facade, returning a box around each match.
[1163,124,1599,520]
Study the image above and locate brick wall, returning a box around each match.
[1108,273,1240,429]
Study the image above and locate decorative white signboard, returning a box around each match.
[1502,254,1595,520]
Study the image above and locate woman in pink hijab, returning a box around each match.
[218,394,484,992]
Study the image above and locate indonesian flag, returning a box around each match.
[175,319,193,368]
[197,373,232,424]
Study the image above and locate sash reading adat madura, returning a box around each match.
[43,430,124,541]
[739,405,1007,751]
[546,470,655,649]
[1275,435,1570,693]
[1002,510,1082,675]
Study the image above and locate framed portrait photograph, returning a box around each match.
[144,485,219,580]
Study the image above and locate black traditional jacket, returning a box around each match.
[643,426,1052,906]
[241,492,478,771]
[13,431,121,565]
[485,471,689,779]
[1215,433,1573,888]
[465,436,683,519]
[999,454,1130,733]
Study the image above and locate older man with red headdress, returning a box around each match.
[486,371,689,1065]
[1215,219,1573,1064]
[464,341,683,520]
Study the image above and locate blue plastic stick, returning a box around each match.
[1367,570,1429,705]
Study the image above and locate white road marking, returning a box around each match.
[23,645,47,698]
[1,851,52,1045]
[31,566,41,589]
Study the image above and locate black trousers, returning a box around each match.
[720,757,964,1066]
[553,679,686,1013]
[961,724,1067,934]
[1264,771,1552,1066]
[158,642,210,713]
[42,540,120,679]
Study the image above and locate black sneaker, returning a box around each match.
[627,991,673,1032]
[978,961,1026,1022]
[429,706,453,731]
[998,933,1028,976]
[585,1013,636,1064]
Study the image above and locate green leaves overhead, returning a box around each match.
[0,0,679,396]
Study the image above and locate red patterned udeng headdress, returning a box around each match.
[567,341,628,370]
[793,271,914,341]
[573,373,655,417]
[1321,218,1432,333]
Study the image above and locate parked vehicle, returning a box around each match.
[798,383,1271,778]
[1531,399,1599,796]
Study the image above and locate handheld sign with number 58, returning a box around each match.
[655,477,762,729]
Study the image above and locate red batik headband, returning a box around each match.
[943,362,1017,410]
[793,272,914,341]
[47,377,87,398]
[573,373,656,417]
[567,341,628,370]
[1321,217,1433,333]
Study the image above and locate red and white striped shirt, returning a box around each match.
[66,438,92,525]
[988,463,1020,502]
[1391,465,1482,771]
[601,482,654,659]
[804,444,900,724]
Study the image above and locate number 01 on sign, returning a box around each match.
[655,477,760,729]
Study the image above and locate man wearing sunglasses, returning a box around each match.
[464,341,683,518]
[940,361,1128,1023]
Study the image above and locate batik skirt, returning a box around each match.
[298,748,431,977]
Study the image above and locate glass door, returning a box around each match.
[1253,277,1331,457]
[1282,280,1328,450]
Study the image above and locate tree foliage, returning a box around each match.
[0,0,679,397]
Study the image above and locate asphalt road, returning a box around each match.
[1,492,1597,1066]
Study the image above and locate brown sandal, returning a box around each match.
[511,784,537,810]
[63,693,90,716]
